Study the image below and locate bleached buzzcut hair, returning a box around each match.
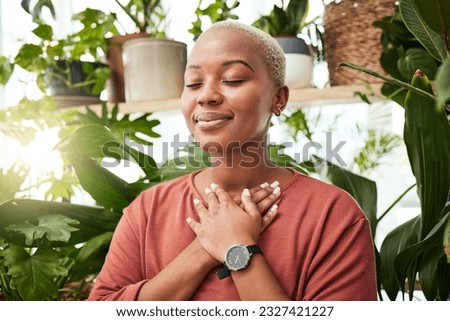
[200,21,286,87]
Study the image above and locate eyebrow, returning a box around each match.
[185,59,255,73]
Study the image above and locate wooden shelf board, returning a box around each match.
[73,84,382,114]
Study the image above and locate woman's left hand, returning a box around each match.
[186,183,278,262]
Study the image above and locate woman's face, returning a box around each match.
[181,28,280,154]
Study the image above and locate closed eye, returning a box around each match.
[222,80,244,86]
[185,83,203,88]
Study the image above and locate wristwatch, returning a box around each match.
[216,244,262,279]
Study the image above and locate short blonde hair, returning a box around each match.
[200,21,286,87]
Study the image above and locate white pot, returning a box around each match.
[275,37,313,89]
[122,38,187,101]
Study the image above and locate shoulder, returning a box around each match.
[283,171,367,222]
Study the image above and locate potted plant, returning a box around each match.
[372,4,441,106]
[340,0,450,300]
[188,0,240,41]
[252,0,323,89]
[101,0,187,102]
[0,7,114,108]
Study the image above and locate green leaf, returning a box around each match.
[0,199,120,246]
[43,171,79,201]
[32,24,53,40]
[404,70,450,238]
[394,208,450,299]
[1,244,67,300]
[0,166,28,204]
[339,62,436,103]
[397,47,438,81]
[67,153,141,213]
[6,214,79,246]
[69,232,113,281]
[412,0,450,37]
[435,58,450,105]
[285,0,309,34]
[315,157,378,237]
[0,56,14,85]
[14,44,47,73]
[399,0,447,62]
[379,216,420,300]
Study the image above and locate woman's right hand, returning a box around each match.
[233,181,281,232]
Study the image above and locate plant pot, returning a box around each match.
[323,0,397,85]
[275,37,313,89]
[47,60,107,108]
[122,38,187,102]
[106,33,149,103]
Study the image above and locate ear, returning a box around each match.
[271,85,289,116]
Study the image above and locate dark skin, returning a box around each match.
[183,28,292,300]
[136,27,291,301]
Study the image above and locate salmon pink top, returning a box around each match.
[88,170,377,301]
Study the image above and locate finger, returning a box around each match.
[235,181,275,209]
[261,204,278,232]
[186,217,200,234]
[241,188,260,217]
[211,183,233,204]
[256,185,281,213]
[193,198,208,221]
[204,187,219,208]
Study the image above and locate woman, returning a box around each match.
[88,21,377,301]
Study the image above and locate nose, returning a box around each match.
[196,83,223,107]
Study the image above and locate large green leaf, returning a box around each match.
[412,0,450,37]
[58,124,158,178]
[67,153,141,213]
[69,232,113,282]
[1,244,67,300]
[394,209,450,299]
[404,70,450,238]
[0,199,120,245]
[435,58,450,105]
[315,157,378,237]
[399,0,447,62]
[286,0,309,34]
[397,47,438,81]
[380,216,420,300]
[6,214,79,246]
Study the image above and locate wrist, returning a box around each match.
[190,238,221,270]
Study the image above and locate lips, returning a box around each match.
[195,112,233,130]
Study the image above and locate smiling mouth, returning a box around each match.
[195,112,233,130]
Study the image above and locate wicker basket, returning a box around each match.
[323,0,397,86]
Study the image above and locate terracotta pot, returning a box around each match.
[106,33,149,103]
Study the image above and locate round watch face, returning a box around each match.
[225,245,250,271]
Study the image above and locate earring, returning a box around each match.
[274,105,282,116]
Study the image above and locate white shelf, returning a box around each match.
[73,84,383,113]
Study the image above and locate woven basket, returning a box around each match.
[323,0,397,86]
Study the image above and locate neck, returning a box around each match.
[205,144,275,195]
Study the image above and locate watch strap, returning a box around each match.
[216,265,230,279]
[247,244,262,255]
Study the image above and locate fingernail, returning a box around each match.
[270,181,279,188]
[205,187,212,194]
[243,188,250,197]
[210,183,218,189]
[193,198,201,205]
[270,204,278,212]
[260,182,269,188]
[272,186,281,195]
[186,217,192,223]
